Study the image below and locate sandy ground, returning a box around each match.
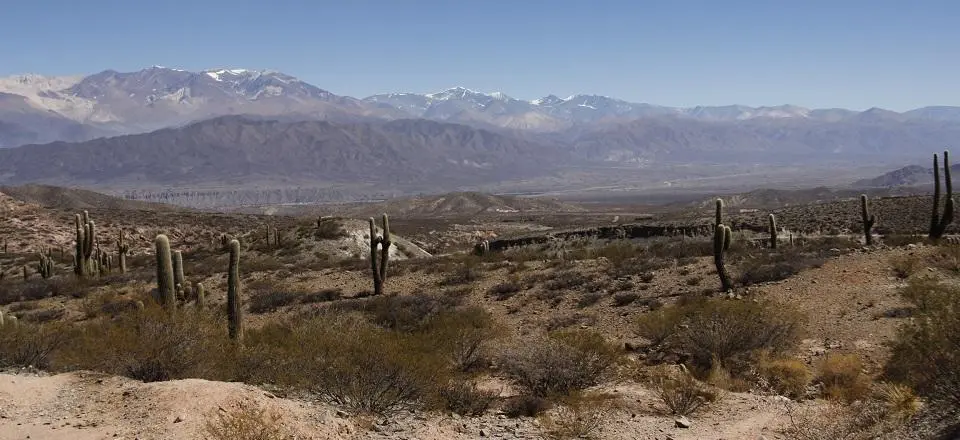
[0,370,802,440]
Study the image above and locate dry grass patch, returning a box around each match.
[203,400,295,440]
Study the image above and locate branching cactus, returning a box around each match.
[860,194,876,245]
[117,230,128,273]
[713,224,733,291]
[36,253,54,279]
[73,211,97,277]
[768,214,778,249]
[930,150,954,240]
[227,239,243,342]
[155,234,176,310]
[369,214,392,296]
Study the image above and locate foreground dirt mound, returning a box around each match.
[0,371,796,440]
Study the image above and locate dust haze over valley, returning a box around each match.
[3,2,960,440]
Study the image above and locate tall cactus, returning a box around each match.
[73,211,97,277]
[195,282,206,310]
[227,239,243,342]
[713,224,733,291]
[155,235,176,309]
[768,214,778,249]
[172,250,185,299]
[117,230,128,273]
[715,198,723,226]
[930,151,954,239]
[860,194,876,245]
[369,214,391,296]
[36,252,54,279]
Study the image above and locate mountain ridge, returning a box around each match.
[3,66,960,147]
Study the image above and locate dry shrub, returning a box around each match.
[436,379,498,416]
[651,369,718,416]
[675,298,803,371]
[783,383,921,440]
[243,314,447,415]
[203,400,293,440]
[544,270,589,291]
[818,354,871,403]
[424,306,503,372]
[439,261,482,286]
[635,306,683,346]
[885,276,960,411]
[889,254,923,280]
[500,329,621,397]
[577,292,604,308]
[314,218,347,240]
[248,290,300,314]
[487,280,521,301]
[57,306,231,382]
[503,393,552,418]
[756,353,812,398]
[0,322,72,369]
[538,399,606,440]
[612,292,638,307]
[300,288,342,304]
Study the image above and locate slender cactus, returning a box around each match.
[36,253,54,279]
[172,250,185,299]
[369,214,391,296]
[715,198,723,226]
[195,282,206,310]
[768,214,778,249]
[860,194,875,245]
[22,265,28,281]
[117,230,128,273]
[930,150,955,239]
[714,224,733,291]
[227,239,243,342]
[155,235,176,309]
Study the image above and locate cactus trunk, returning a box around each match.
[227,239,243,342]
[930,151,955,239]
[155,235,176,309]
[368,214,391,296]
[860,194,875,245]
[768,214,778,249]
[713,224,733,291]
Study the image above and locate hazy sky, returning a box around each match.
[1,0,957,110]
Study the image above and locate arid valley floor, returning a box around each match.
[0,187,958,440]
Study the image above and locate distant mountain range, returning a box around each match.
[1,66,958,205]
[3,66,960,148]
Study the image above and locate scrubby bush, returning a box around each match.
[756,353,812,399]
[652,372,718,416]
[487,280,522,300]
[436,379,498,416]
[889,254,923,280]
[503,394,552,418]
[57,306,231,382]
[500,330,621,397]
[637,298,803,372]
[0,322,72,369]
[885,277,960,412]
[818,354,871,403]
[248,290,300,314]
[203,400,293,440]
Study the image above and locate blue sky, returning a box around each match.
[1,0,957,111]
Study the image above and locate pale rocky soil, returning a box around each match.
[0,370,798,440]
